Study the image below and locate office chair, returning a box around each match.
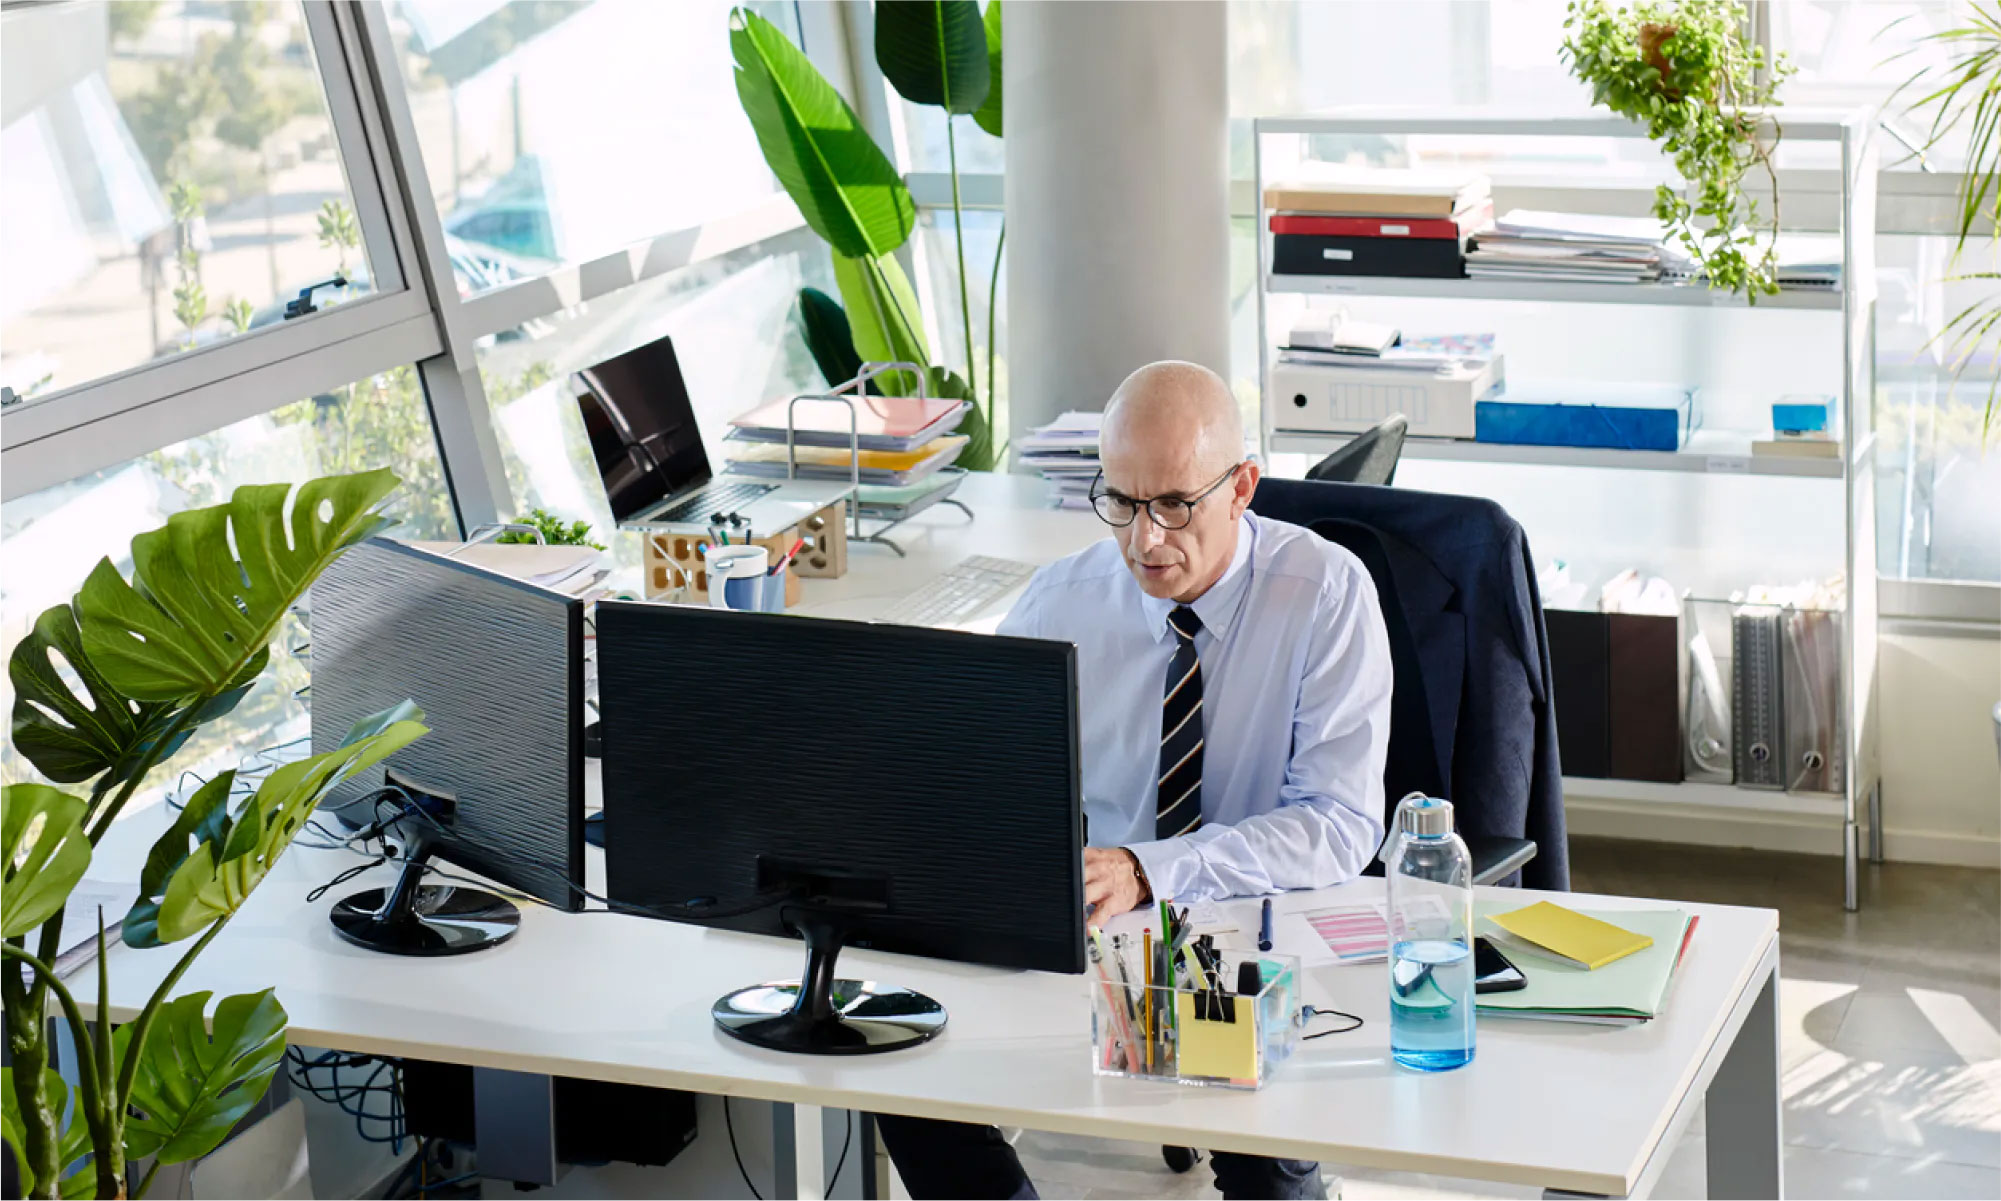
[1304,414,1409,486]
[1250,476,1568,892]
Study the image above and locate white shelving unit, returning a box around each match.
[1254,111,1882,909]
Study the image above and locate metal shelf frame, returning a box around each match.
[1252,110,1882,909]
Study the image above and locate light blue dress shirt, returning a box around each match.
[998,512,1394,903]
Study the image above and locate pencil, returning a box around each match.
[1142,929,1155,1073]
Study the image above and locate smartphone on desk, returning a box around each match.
[1474,937,1527,993]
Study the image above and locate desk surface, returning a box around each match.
[76,476,1780,1198]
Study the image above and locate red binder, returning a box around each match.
[1269,202,1493,241]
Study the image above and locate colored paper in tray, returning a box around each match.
[1303,904,1389,962]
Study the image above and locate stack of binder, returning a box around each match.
[1264,168,1491,280]
[1017,411,1103,509]
[726,394,972,518]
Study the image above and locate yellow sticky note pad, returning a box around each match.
[1174,994,1259,1081]
[1490,901,1653,970]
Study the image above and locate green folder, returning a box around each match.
[1474,904,1693,1023]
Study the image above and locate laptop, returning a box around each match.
[573,335,852,538]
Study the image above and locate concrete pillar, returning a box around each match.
[1004,0,1230,450]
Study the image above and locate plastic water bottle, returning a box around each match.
[1386,795,1475,1071]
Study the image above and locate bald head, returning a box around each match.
[1100,361,1244,476]
[1095,361,1259,604]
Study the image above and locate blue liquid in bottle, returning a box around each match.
[1389,938,1475,1071]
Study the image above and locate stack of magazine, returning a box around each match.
[725,393,971,519]
[1466,210,1688,284]
[1018,411,1104,509]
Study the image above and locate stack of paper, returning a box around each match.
[409,542,607,596]
[1280,332,1499,374]
[724,435,969,486]
[1475,902,1696,1025]
[1467,210,1684,284]
[1018,411,1104,509]
[727,394,970,452]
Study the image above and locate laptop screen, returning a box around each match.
[574,335,711,524]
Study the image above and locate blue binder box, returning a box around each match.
[1475,382,1696,452]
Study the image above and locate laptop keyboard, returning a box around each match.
[654,481,778,524]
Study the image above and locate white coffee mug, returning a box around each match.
[703,544,770,611]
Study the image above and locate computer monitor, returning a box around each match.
[595,602,1085,1055]
[574,334,711,524]
[310,539,587,956]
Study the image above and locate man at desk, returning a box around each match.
[877,362,1393,1200]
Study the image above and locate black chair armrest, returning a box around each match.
[1465,836,1537,887]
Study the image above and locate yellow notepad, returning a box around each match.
[1488,901,1653,970]
[1173,994,1258,1081]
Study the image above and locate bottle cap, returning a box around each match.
[1399,795,1454,838]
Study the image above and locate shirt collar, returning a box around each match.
[1137,513,1258,644]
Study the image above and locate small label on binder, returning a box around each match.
[1321,248,1355,261]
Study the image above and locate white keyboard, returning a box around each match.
[881,555,1039,627]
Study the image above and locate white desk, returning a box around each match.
[78,475,1784,1199]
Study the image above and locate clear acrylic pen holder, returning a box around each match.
[1089,952,1301,1090]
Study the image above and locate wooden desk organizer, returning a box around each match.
[641,501,847,605]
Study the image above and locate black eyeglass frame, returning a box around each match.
[1087,462,1246,530]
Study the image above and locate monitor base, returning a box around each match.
[711,911,945,1054]
[713,981,946,1053]
[330,833,519,957]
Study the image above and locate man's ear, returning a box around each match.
[1231,459,1261,518]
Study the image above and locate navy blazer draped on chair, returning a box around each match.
[1251,476,1569,891]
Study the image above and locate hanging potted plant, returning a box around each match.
[1561,0,1795,299]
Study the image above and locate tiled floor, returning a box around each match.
[1013,838,2001,1199]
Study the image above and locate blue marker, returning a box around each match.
[1258,897,1274,952]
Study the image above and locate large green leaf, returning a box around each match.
[75,469,398,704]
[833,252,931,396]
[11,603,265,788]
[125,704,426,948]
[731,7,914,259]
[2,785,91,938]
[876,1,990,114]
[973,0,1003,137]
[1,1067,95,1198]
[799,287,868,392]
[116,989,287,1166]
[931,368,998,471]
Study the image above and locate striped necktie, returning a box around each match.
[1157,605,1205,839]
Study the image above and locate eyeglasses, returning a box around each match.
[1089,463,1244,530]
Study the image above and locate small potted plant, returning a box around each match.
[1561,0,1795,299]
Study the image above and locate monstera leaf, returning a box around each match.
[875,1,991,114]
[125,703,426,948]
[1,1067,96,1198]
[833,252,931,396]
[75,469,398,704]
[973,0,1003,137]
[116,989,286,1165]
[11,604,263,790]
[1,785,91,938]
[731,7,915,260]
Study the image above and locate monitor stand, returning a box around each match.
[712,911,946,1054]
[330,829,521,956]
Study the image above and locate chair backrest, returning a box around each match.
[1305,414,1409,486]
[1250,475,1567,890]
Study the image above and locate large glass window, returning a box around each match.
[472,225,836,576]
[0,366,454,800]
[385,0,804,292]
[1,1,380,399]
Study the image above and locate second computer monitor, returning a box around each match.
[596,602,1085,1052]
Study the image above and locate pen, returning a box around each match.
[769,537,807,576]
[1259,897,1274,952]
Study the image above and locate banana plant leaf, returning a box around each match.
[75,469,398,704]
[973,0,1003,137]
[1,785,91,938]
[115,989,286,1166]
[833,252,931,396]
[876,0,991,114]
[799,287,871,392]
[926,368,997,471]
[1,1067,96,1199]
[124,702,426,948]
[11,604,264,789]
[731,7,915,260]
